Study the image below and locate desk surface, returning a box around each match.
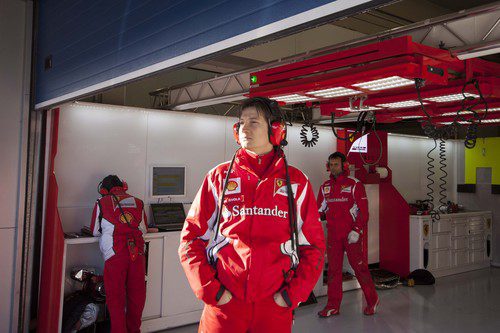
[65,231,180,245]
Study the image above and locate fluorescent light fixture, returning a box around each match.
[439,119,500,125]
[172,93,245,110]
[337,106,382,112]
[440,111,473,116]
[306,87,361,97]
[377,100,426,109]
[477,107,500,112]
[352,76,414,91]
[454,40,500,60]
[482,119,500,124]
[317,114,360,124]
[440,121,468,125]
[440,108,499,116]
[425,93,479,103]
[270,94,316,104]
[399,115,424,119]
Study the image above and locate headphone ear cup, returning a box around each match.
[233,123,240,145]
[343,161,349,171]
[99,187,108,196]
[270,121,286,146]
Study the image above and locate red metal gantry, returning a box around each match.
[249,36,500,125]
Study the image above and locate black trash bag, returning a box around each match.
[407,269,435,285]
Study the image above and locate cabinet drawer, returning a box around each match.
[469,223,484,232]
[452,249,469,267]
[453,217,468,225]
[453,223,468,237]
[469,236,485,250]
[468,216,484,224]
[452,236,467,250]
[429,249,451,270]
[470,249,486,263]
[432,219,451,234]
[431,234,451,249]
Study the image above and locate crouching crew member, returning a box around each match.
[90,175,148,333]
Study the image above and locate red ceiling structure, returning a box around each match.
[249,36,500,125]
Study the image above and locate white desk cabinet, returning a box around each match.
[60,232,204,332]
[410,211,492,277]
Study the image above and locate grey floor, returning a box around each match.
[160,267,500,333]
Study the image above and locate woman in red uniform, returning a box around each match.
[179,98,325,333]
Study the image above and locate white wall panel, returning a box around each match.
[56,104,461,269]
[388,134,458,206]
[56,103,148,207]
[55,103,339,234]
[286,124,336,194]
[146,110,227,202]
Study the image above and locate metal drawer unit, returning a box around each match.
[410,211,492,278]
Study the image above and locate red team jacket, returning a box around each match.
[179,149,325,308]
[90,188,148,261]
[317,173,369,240]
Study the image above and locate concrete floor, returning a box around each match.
[160,267,500,333]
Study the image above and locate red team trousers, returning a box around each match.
[104,251,146,333]
[198,295,293,333]
[326,234,378,308]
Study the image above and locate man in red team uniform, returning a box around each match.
[90,175,148,333]
[317,152,379,317]
[179,98,325,333]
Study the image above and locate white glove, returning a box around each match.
[273,292,289,308]
[347,230,360,244]
[216,289,233,306]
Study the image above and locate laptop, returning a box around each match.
[150,203,186,232]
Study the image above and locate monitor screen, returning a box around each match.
[150,203,186,227]
[151,166,185,196]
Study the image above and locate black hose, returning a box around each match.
[426,139,440,221]
[300,122,319,147]
[438,139,448,213]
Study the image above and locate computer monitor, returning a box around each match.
[150,203,186,231]
[150,165,186,198]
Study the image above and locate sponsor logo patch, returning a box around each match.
[274,178,298,197]
[119,212,134,224]
[327,197,349,203]
[226,205,289,219]
[341,185,352,193]
[225,178,241,194]
[324,186,331,194]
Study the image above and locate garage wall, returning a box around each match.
[0,0,32,331]
[388,134,459,206]
[55,102,336,233]
[54,103,461,269]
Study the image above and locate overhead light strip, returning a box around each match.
[270,94,316,103]
[352,76,414,91]
[307,87,361,97]
[377,100,426,109]
[425,93,479,103]
[337,106,382,112]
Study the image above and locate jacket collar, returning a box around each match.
[235,148,283,178]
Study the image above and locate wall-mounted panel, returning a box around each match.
[36,0,386,108]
